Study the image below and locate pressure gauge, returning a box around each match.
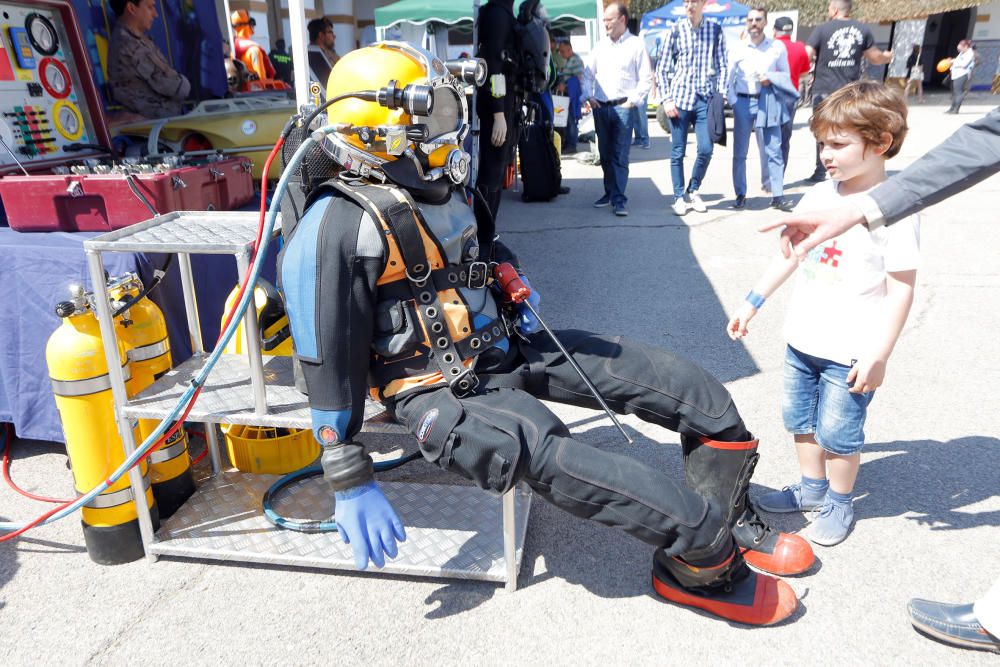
[39,58,72,99]
[26,14,58,56]
[45,63,66,93]
[58,105,79,134]
[52,100,84,141]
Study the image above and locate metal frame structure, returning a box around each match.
[82,211,531,590]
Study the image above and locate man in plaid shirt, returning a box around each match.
[656,0,728,216]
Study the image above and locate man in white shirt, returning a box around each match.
[582,2,652,217]
[946,39,976,114]
[727,7,793,211]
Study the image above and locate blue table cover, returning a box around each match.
[0,226,277,443]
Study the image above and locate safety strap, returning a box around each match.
[323,180,504,397]
[374,261,494,301]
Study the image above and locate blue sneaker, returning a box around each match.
[593,194,611,208]
[805,500,854,546]
[757,484,826,513]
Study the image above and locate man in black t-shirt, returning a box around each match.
[805,0,892,181]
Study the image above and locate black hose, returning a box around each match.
[124,173,158,218]
[262,451,422,533]
[301,91,377,135]
[111,255,174,318]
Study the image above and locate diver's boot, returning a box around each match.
[651,541,798,626]
[682,436,814,576]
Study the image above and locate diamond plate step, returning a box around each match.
[151,471,532,583]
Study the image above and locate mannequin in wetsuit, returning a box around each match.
[279,42,814,627]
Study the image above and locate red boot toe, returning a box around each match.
[741,531,815,576]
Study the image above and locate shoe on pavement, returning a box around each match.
[757,484,826,513]
[593,194,611,208]
[613,202,629,217]
[770,198,795,212]
[732,195,746,210]
[734,504,815,576]
[804,499,854,546]
[908,599,1000,653]
[652,549,798,626]
[640,142,652,150]
[558,185,571,195]
[688,191,708,213]
[671,198,688,216]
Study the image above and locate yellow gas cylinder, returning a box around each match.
[222,278,293,356]
[109,274,195,518]
[45,285,159,564]
[220,279,316,473]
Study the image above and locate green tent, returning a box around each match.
[375,0,599,35]
[375,0,473,28]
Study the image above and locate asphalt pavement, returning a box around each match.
[1,91,998,665]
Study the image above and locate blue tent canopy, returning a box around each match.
[641,0,751,31]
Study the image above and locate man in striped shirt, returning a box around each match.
[656,0,728,216]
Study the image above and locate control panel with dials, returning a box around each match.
[0,0,108,171]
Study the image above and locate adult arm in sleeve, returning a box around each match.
[761,106,1000,257]
[867,106,1000,226]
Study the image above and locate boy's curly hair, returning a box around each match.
[810,81,908,158]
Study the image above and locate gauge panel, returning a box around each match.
[0,1,102,164]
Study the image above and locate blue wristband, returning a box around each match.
[745,290,766,309]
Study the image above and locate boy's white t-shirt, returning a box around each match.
[783,180,921,366]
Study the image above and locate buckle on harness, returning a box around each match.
[450,368,479,397]
[405,261,432,284]
[467,261,490,289]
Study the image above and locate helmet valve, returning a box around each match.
[445,58,488,87]
[376,80,435,116]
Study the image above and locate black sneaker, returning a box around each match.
[732,195,746,210]
[593,194,611,208]
[770,198,795,212]
[613,202,629,217]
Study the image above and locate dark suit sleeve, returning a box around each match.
[476,6,514,114]
[870,107,1000,226]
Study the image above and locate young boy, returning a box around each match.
[726,81,919,546]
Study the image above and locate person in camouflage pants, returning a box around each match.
[108,0,190,119]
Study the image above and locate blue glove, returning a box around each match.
[334,480,406,570]
[517,276,542,334]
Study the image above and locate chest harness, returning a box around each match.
[313,179,512,400]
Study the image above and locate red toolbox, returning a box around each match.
[0,157,255,232]
[209,158,256,209]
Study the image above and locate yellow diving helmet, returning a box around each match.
[318,41,486,189]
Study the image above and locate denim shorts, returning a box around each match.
[782,345,874,455]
